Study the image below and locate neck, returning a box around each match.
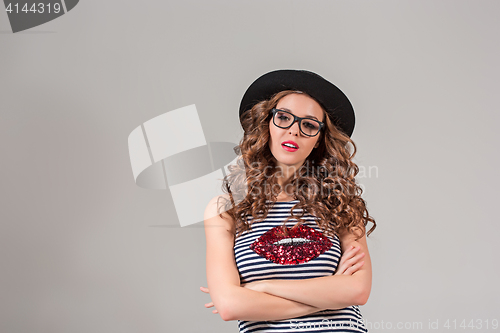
[274,164,300,200]
[275,165,296,186]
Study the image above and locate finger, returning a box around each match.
[336,252,365,275]
[335,262,349,275]
[200,286,209,293]
[344,246,361,258]
[337,248,359,270]
[212,309,218,314]
[344,246,360,256]
[335,267,346,275]
[344,252,365,267]
[205,302,214,308]
[338,246,360,266]
[343,261,365,275]
[336,259,352,274]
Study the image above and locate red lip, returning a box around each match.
[250,225,332,265]
[281,140,299,152]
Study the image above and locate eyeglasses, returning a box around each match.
[270,108,324,137]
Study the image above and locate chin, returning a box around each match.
[271,149,304,167]
[276,158,304,168]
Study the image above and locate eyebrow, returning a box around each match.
[278,108,320,120]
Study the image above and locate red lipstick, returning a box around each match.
[281,140,299,152]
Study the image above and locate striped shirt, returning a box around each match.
[234,200,368,333]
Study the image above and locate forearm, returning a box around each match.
[262,274,370,310]
[220,285,326,321]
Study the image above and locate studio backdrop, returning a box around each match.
[1,1,499,332]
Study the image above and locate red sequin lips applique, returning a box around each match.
[250,225,332,265]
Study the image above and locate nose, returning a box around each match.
[288,120,300,136]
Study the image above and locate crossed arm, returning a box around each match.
[201,195,372,322]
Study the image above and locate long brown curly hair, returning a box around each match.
[217,90,376,240]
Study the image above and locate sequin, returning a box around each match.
[249,224,333,265]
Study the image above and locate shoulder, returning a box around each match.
[204,194,232,219]
[204,194,235,234]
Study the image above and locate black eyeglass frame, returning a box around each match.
[270,108,325,137]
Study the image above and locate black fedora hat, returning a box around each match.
[239,69,355,137]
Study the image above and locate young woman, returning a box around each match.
[200,69,376,332]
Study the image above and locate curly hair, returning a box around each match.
[217,90,376,240]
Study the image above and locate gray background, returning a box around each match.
[1,1,499,332]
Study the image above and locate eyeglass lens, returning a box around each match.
[274,110,321,136]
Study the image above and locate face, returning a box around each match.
[268,93,325,172]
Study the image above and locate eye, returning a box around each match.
[276,111,290,121]
[303,120,319,130]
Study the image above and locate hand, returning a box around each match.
[334,245,365,276]
[199,286,218,314]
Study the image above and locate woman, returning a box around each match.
[200,69,376,332]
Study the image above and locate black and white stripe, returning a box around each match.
[234,200,368,333]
